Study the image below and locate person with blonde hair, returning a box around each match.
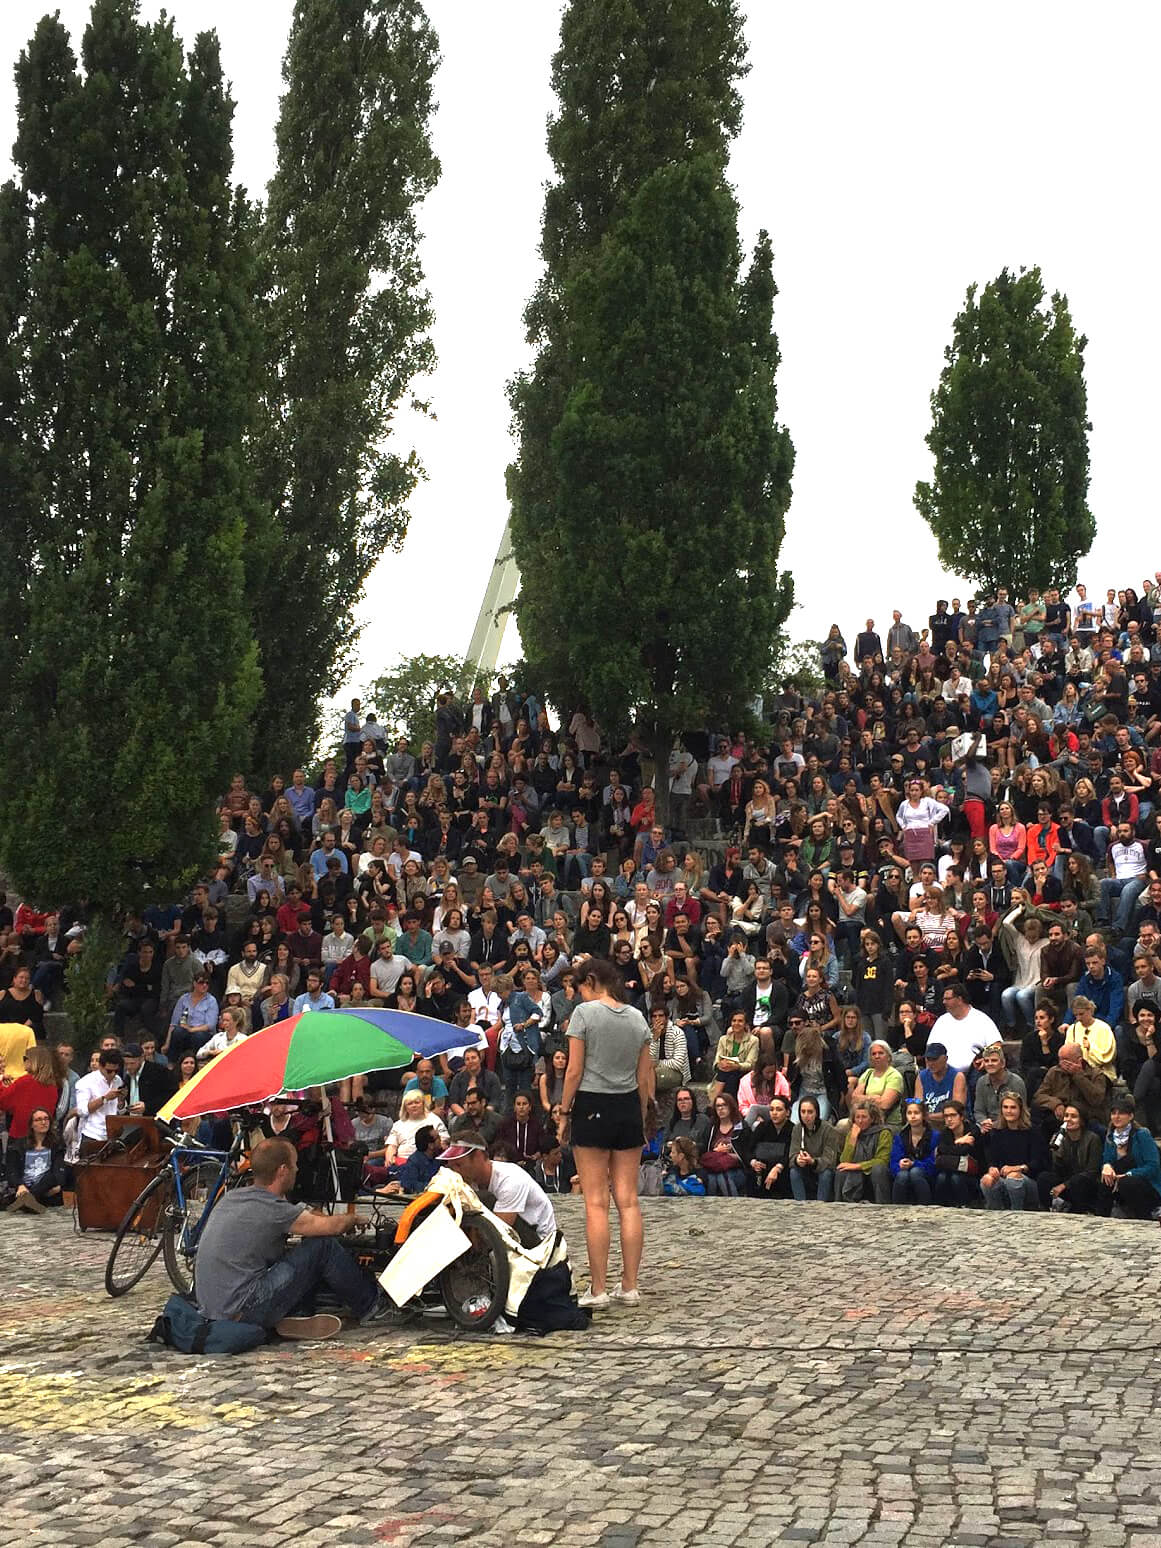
[980,1093,1048,1210]
[835,1098,891,1203]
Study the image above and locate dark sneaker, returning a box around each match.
[275,1314,342,1341]
[361,1292,405,1326]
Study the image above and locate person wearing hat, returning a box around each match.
[437,1130,557,1247]
[457,853,485,909]
[1097,1093,1161,1218]
[914,1042,967,1126]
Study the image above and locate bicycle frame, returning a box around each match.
[166,1146,231,1255]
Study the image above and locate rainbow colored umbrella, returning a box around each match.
[157,1006,466,1121]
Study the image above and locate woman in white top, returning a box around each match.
[381,1091,449,1165]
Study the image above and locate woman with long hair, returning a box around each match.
[0,1045,61,1140]
[980,1092,1047,1210]
[699,1091,746,1197]
[889,1099,938,1205]
[3,1106,66,1212]
[561,957,653,1309]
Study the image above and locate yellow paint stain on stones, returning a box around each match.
[0,1368,259,1433]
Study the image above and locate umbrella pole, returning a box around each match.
[322,1107,344,1211]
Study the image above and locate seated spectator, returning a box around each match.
[450,1088,502,1149]
[1065,994,1118,1083]
[737,1093,794,1198]
[786,1022,846,1123]
[980,1094,1048,1211]
[708,1011,758,1101]
[533,1131,578,1195]
[889,1100,938,1205]
[2,1107,65,1213]
[699,1092,746,1197]
[1097,1094,1161,1219]
[852,1040,905,1131]
[973,1044,1028,1133]
[376,1125,442,1196]
[836,1098,891,1204]
[737,1054,791,1125]
[932,1099,983,1206]
[662,1136,707,1196]
[496,1092,545,1171]
[1131,1002,1161,1136]
[402,1059,449,1117]
[1032,1041,1110,1134]
[665,1087,711,1155]
[0,1045,62,1141]
[1037,1104,1102,1213]
[788,1095,840,1202]
[1020,1005,1065,1104]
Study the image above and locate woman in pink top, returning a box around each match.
[738,1055,791,1124]
[988,801,1027,882]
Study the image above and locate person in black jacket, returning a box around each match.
[122,1044,176,1118]
[1035,1103,1102,1212]
[737,1094,794,1197]
[3,1108,66,1212]
[111,940,165,1038]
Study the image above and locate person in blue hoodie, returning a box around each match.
[889,1100,939,1204]
[1097,1094,1161,1219]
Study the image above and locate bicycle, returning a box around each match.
[104,1117,253,1299]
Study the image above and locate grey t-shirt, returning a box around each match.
[195,1186,306,1320]
[566,1001,650,1095]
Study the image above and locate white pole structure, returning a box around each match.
[459,520,520,699]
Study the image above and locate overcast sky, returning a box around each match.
[1,1,1154,699]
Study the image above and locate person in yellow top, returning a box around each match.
[1069,995,1117,1082]
[0,1023,37,1081]
[709,1010,758,1101]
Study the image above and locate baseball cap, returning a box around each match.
[461,855,478,866]
[924,1042,948,1060]
[435,1139,486,1161]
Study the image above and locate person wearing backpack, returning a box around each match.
[194,1136,394,1340]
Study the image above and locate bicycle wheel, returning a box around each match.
[161,1162,228,1298]
[439,1213,511,1331]
[105,1173,172,1298]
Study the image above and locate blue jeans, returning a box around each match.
[790,1164,833,1201]
[983,1174,1038,1210]
[500,1054,534,1108]
[237,1237,378,1328]
[1000,984,1037,1029]
[891,1169,933,1205]
[1099,875,1147,931]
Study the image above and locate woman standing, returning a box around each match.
[562,958,653,1310]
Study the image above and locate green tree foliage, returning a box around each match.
[915,266,1094,596]
[507,1,793,807]
[0,0,260,920]
[250,0,440,776]
[364,654,467,750]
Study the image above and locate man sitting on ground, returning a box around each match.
[195,1137,392,1341]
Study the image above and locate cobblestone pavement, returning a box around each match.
[3,1198,1161,1547]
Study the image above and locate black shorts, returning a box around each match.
[571,1088,643,1152]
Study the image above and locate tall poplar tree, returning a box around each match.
[0,1,259,927]
[250,0,440,776]
[915,266,1094,595]
[506,0,793,806]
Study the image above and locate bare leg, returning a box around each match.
[573,1145,612,1295]
[609,1147,644,1292]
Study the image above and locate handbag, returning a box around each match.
[700,1145,741,1173]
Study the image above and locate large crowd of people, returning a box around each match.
[4,579,1161,1233]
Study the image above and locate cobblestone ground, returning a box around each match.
[2,1198,1161,1547]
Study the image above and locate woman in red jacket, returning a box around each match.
[0,1044,61,1140]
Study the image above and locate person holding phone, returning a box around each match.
[73,1049,125,1158]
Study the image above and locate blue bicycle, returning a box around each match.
[104,1118,251,1299]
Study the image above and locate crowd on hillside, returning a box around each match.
[5,576,1161,1223]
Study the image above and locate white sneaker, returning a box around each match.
[609,1285,641,1305]
[577,1289,610,1309]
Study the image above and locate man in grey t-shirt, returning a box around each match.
[195,1137,389,1338]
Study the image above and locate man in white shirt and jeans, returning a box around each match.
[74,1049,125,1158]
[1100,822,1148,935]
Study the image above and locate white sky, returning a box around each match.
[1,1,1155,701]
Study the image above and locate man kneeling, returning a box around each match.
[196,1137,392,1340]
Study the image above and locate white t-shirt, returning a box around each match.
[371,954,410,995]
[487,1158,556,1241]
[929,1006,999,1072]
[707,754,737,788]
